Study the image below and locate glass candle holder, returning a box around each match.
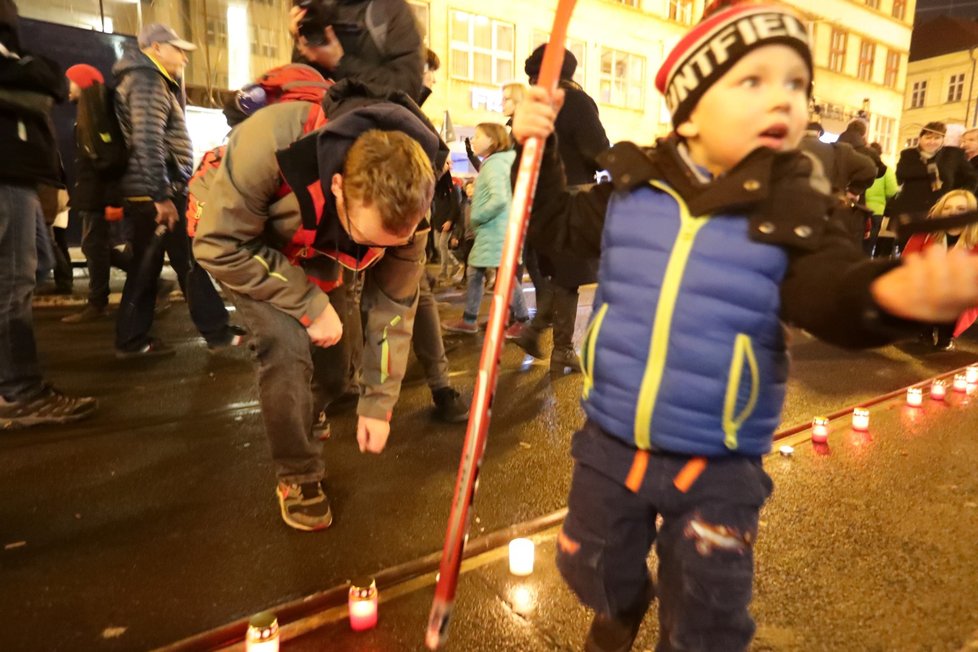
[954,374,968,392]
[349,577,378,632]
[906,387,923,407]
[246,612,279,652]
[931,380,947,400]
[851,408,870,431]
[509,538,535,576]
[966,365,978,385]
[811,416,829,444]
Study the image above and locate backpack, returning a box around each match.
[187,64,331,237]
[76,82,128,179]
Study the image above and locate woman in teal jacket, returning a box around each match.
[444,122,529,336]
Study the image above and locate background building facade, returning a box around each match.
[20,0,914,159]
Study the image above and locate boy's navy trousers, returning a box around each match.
[557,420,773,652]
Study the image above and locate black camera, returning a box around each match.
[294,0,339,46]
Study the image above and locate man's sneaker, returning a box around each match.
[443,319,479,334]
[551,347,582,373]
[276,481,333,531]
[504,320,527,340]
[115,338,176,360]
[513,324,545,359]
[934,339,956,352]
[313,411,332,440]
[61,305,106,324]
[0,385,97,429]
[432,386,470,423]
[207,325,248,352]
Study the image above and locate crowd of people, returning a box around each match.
[5,0,978,650]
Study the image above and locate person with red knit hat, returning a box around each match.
[62,63,134,323]
[513,1,978,650]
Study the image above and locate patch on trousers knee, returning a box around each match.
[684,513,753,556]
[557,527,581,555]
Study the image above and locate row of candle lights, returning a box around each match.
[810,365,978,445]
[245,368,978,649]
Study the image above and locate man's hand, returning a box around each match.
[290,7,344,71]
[357,415,390,454]
[511,86,565,145]
[154,200,178,231]
[872,246,978,323]
[306,303,343,347]
[441,221,452,232]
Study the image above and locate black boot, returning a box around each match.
[584,582,654,652]
[432,387,470,423]
[550,285,581,372]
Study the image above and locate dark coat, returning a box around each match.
[891,146,978,218]
[798,136,877,195]
[112,47,193,201]
[71,104,108,211]
[522,135,922,350]
[836,125,886,178]
[294,0,424,102]
[0,7,66,187]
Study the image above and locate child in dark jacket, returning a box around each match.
[513,2,978,651]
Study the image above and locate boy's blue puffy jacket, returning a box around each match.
[580,182,789,456]
[522,135,920,458]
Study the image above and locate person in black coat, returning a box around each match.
[0,0,97,427]
[891,122,978,249]
[514,44,610,372]
[836,118,886,179]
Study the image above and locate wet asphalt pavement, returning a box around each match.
[2,279,978,651]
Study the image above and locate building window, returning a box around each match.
[408,1,430,46]
[668,0,695,25]
[251,27,279,58]
[910,80,927,109]
[875,115,895,157]
[828,29,847,73]
[884,50,900,88]
[532,30,587,87]
[206,18,227,48]
[947,73,966,103]
[449,11,514,85]
[857,40,875,82]
[892,0,907,20]
[864,0,880,8]
[906,136,918,148]
[599,47,645,110]
[615,0,639,6]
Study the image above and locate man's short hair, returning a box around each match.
[425,48,440,72]
[846,118,867,136]
[343,130,435,237]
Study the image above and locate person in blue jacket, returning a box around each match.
[513,1,978,650]
[443,122,529,338]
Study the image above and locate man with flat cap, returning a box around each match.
[112,24,238,358]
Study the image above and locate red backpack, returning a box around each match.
[186,64,331,237]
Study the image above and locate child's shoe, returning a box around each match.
[443,319,478,334]
[584,611,645,652]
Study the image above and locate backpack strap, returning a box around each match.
[274,103,327,204]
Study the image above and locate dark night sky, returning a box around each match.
[915,0,978,20]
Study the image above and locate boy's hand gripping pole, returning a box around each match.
[424,0,577,648]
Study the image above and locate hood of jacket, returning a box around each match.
[276,78,443,233]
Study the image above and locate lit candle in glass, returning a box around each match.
[967,365,978,385]
[811,417,829,444]
[954,374,969,392]
[245,612,279,652]
[931,380,947,400]
[509,538,535,576]
[851,408,870,431]
[348,577,378,632]
[906,387,923,407]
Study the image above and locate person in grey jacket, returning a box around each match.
[112,23,239,357]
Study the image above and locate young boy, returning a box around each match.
[193,81,438,531]
[512,2,978,650]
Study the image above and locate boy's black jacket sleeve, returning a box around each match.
[780,219,921,349]
[514,134,611,260]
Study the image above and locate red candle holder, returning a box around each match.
[349,577,378,632]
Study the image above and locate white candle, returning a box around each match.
[967,365,978,385]
[954,374,968,392]
[906,387,923,407]
[348,578,378,631]
[931,380,947,400]
[851,408,870,431]
[246,612,279,652]
[811,417,829,444]
[509,538,535,576]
